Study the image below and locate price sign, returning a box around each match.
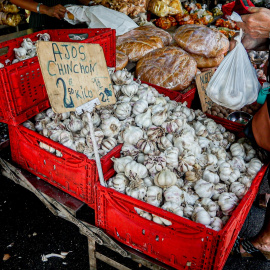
[195,68,215,112]
[37,41,116,113]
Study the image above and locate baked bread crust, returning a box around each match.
[136,46,197,91]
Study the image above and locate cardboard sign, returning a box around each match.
[195,68,215,112]
[37,41,116,113]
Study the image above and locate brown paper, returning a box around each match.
[37,41,116,113]
[195,68,215,112]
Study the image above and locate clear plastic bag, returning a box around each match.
[206,29,261,110]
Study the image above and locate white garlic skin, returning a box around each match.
[154,169,177,188]
[164,186,183,206]
[122,125,144,145]
[124,161,148,180]
[145,186,163,207]
[101,116,121,137]
[135,109,152,129]
[133,99,148,116]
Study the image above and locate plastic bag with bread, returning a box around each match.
[136,46,197,91]
[148,0,183,17]
[116,25,172,62]
[174,24,229,58]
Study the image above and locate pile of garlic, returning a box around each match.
[107,70,262,231]
[22,69,263,230]
[0,33,50,68]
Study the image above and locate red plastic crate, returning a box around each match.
[95,152,268,270]
[140,80,196,108]
[222,2,235,17]
[0,28,116,126]
[8,124,121,207]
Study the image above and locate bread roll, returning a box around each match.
[174,24,229,58]
[134,25,172,45]
[136,46,197,91]
[116,27,166,62]
[116,50,128,71]
[190,53,224,68]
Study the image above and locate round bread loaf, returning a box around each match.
[174,25,229,58]
[136,47,197,91]
[189,53,224,68]
[116,25,172,62]
[116,50,128,71]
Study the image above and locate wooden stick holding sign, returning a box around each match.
[37,41,116,187]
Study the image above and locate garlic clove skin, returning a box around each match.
[192,207,211,226]
[136,153,145,164]
[101,137,117,152]
[109,173,129,193]
[218,192,239,215]
[137,139,158,155]
[247,158,262,177]
[162,202,184,217]
[121,82,139,97]
[230,143,245,158]
[194,179,214,198]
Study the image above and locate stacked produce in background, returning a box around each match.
[0,1,22,27]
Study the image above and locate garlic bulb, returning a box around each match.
[126,180,147,200]
[23,120,35,131]
[121,82,139,97]
[86,129,104,148]
[101,116,121,137]
[211,217,223,231]
[144,177,154,187]
[66,115,84,133]
[111,69,133,85]
[230,143,245,158]
[112,156,133,173]
[136,139,157,155]
[135,109,152,129]
[147,126,165,142]
[247,158,262,176]
[193,121,207,136]
[101,137,117,152]
[218,192,239,215]
[164,147,179,169]
[238,175,252,188]
[124,161,148,180]
[184,204,194,218]
[121,143,140,158]
[138,89,156,104]
[230,182,247,199]
[157,136,172,151]
[122,125,144,145]
[115,102,131,120]
[192,206,211,226]
[164,186,183,206]
[39,142,55,153]
[145,186,163,207]
[152,215,172,226]
[136,153,145,164]
[212,183,228,200]
[75,137,86,153]
[154,169,177,188]
[144,154,166,174]
[46,108,55,119]
[229,156,246,172]
[152,104,167,126]
[162,202,183,217]
[109,173,129,193]
[133,99,148,116]
[243,143,256,162]
[194,179,214,198]
[14,47,27,60]
[203,168,219,184]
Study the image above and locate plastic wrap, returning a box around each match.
[0,1,19,14]
[116,25,172,62]
[136,46,197,91]
[189,53,224,68]
[148,0,183,17]
[116,50,129,71]
[174,25,229,58]
[0,12,21,26]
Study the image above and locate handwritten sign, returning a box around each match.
[37,41,116,113]
[195,68,215,112]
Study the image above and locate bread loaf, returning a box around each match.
[174,25,229,58]
[136,46,197,91]
[116,50,129,71]
[190,53,224,68]
[116,26,170,62]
